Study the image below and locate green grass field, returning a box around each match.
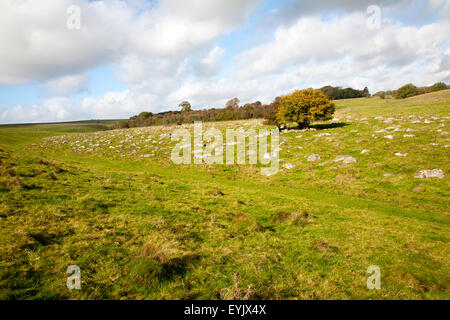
[0,91,449,299]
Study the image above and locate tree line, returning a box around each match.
[120,99,269,128]
[120,81,447,129]
[374,82,448,99]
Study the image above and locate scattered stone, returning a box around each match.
[360,149,370,154]
[333,155,357,164]
[415,169,444,179]
[307,154,321,162]
[384,173,393,177]
[383,118,396,123]
[403,134,415,138]
[384,135,394,140]
[394,153,408,157]
[283,163,296,170]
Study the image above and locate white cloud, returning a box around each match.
[0,0,128,85]
[193,46,225,77]
[0,97,74,124]
[39,73,88,96]
[81,90,154,119]
[0,0,261,85]
[236,13,450,79]
[429,0,450,19]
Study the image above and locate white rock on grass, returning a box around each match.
[307,154,321,161]
[283,163,296,170]
[415,169,445,179]
[333,155,357,164]
[394,153,408,157]
[361,149,370,154]
[403,134,415,138]
[384,135,394,140]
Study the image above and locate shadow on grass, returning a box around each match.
[310,122,349,130]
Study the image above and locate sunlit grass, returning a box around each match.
[0,91,449,299]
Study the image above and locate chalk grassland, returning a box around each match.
[0,91,449,299]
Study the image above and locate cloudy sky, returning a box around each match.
[0,0,449,124]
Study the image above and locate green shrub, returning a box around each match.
[395,83,419,99]
[276,88,335,129]
[117,120,129,129]
[430,82,447,92]
[138,111,153,118]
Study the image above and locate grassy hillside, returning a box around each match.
[0,91,449,299]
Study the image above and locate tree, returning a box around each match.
[138,111,153,118]
[374,91,386,99]
[263,97,281,129]
[225,97,240,109]
[319,85,366,99]
[178,101,192,112]
[363,87,370,97]
[395,83,419,99]
[429,82,447,92]
[276,89,335,129]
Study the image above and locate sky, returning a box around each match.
[0,0,449,124]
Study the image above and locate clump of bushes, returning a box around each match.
[395,83,419,99]
[276,88,335,129]
[373,90,394,99]
[394,82,447,99]
[320,85,370,99]
[429,82,448,92]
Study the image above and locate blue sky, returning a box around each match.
[0,0,449,123]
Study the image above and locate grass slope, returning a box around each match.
[0,91,449,299]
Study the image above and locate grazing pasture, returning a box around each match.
[0,91,449,299]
